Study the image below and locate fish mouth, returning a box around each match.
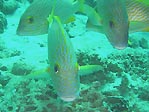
[60,96,77,102]
[114,43,128,50]
[111,35,128,50]
[60,92,79,102]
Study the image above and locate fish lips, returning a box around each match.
[108,34,128,50]
[60,92,80,102]
[114,42,128,50]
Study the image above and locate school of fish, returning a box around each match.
[16,0,149,101]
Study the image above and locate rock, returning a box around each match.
[0,12,7,33]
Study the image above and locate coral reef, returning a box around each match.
[1,0,18,14]
[11,61,33,76]
[0,47,148,112]
[0,12,7,33]
[0,2,148,111]
[129,33,149,49]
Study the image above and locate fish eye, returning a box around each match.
[54,63,60,74]
[27,16,34,24]
[109,20,115,28]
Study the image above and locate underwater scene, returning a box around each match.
[0,0,149,111]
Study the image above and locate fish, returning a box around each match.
[83,0,149,49]
[96,0,129,50]
[16,0,103,101]
[126,0,149,22]
[24,10,103,101]
[47,14,80,101]
[126,0,149,32]
[47,12,103,101]
[17,0,84,36]
[135,0,149,5]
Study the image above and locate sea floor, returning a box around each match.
[0,4,149,112]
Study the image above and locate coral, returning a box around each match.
[138,85,149,101]
[0,0,3,11]
[0,74,11,87]
[11,61,33,76]
[0,65,8,71]
[27,0,33,3]
[0,12,7,33]
[0,38,6,51]
[1,0,18,14]
[107,49,149,76]
[129,34,149,49]
[128,35,140,48]
[0,39,21,58]
[0,48,149,111]
[0,49,21,58]
[139,38,149,49]
[104,96,129,112]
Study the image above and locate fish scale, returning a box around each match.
[126,0,149,21]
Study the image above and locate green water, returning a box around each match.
[0,0,149,112]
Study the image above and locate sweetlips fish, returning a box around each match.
[23,15,103,101]
[80,0,129,49]
[83,0,149,49]
[17,0,84,36]
[47,14,80,102]
[96,0,129,50]
[23,7,103,101]
[46,11,103,101]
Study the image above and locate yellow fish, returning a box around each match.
[17,0,84,36]
[24,8,102,101]
[96,0,129,50]
[126,0,149,32]
[46,10,80,101]
[83,0,149,49]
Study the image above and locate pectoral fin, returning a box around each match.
[78,65,103,76]
[24,67,50,79]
